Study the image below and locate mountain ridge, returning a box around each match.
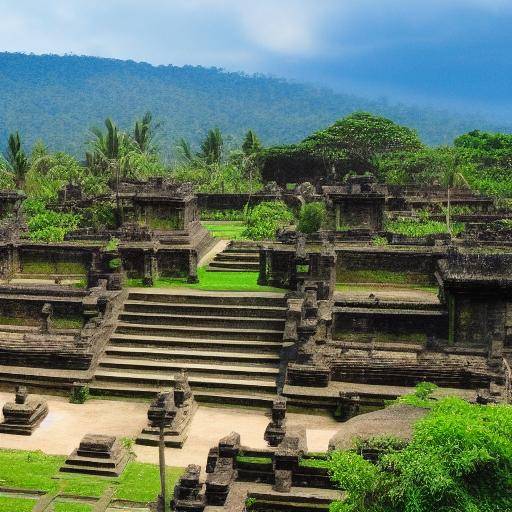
[0,52,509,157]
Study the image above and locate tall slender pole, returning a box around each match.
[159,425,167,512]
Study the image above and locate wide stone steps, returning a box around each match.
[208,242,260,272]
[99,357,279,377]
[118,311,285,330]
[116,322,284,341]
[91,290,286,404]
[123,300,286,318]
[87,382,277,406]
[214,253,259,262]
[109,333,282,352]
[105,345,280,363]
[208,260,260,271]
[127,292,285,307]
[93,369,278,391]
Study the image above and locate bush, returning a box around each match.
[69,385,89,404]
[328,396,512,512]
[26,208,81,242]
[297,201,326,234]
[242,201,294,240]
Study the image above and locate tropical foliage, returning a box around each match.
[328,389,512,512]
[242,201,294,240]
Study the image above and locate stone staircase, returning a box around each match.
[89,290,286,406]
[208,242,260,272]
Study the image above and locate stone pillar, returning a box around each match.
[187,251,199,284]
[143,249,154,287]
[264,397,287,447]
[257,247,268,285]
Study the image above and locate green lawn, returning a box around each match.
[0,449,183,503]
[53,502,92,512]
[0,497,37,512]
[127,267,283,293]
[201,221,246,240]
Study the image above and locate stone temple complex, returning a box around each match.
[0,175,510,511]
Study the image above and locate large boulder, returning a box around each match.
[328,404,427,451]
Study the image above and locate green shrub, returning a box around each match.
[242,201,294,240]
[386,218,464,237]
[372,235,388,246]
[105,237,120,252]
[297,201,326,234]
[69,385,89,404]
[201,209,247,221]
[26,209,81,242]
[328,396,512,512]
[81,202,117,230]
[108,257,122,270]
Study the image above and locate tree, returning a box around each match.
[242,129,261,156]
[6,132,30,188]
[199,127,223,165]
[133,111,157,153]
[328,393,512,512]
[260,113,423,183]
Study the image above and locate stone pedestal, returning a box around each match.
[136,371,198,448]
[0,386,48,435]
[172,464,205,512]
[205,432,240,506]
[60,434,129,477]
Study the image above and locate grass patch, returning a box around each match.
[53,502,92,512]
[0,450,63,492]
[201,209,246,222]
[236,455,273,465]
[334,331,428,344]
[0,497,37,512]
[335,283,439,295]
[386,218,465,237]
[127,267,283,292]
[0,316,35,326]
[299,458,329,469]
[53,316,84,329]
[202,221,247,240]
[20,260,86,275]
[337,269,432,285]
[0,449,183,503]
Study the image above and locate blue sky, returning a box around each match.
[1,0,511,120]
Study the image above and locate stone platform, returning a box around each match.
[0,386,48,435]
[59,434,129,477]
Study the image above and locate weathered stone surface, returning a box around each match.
[137,371,198,448]
[60,433,129,477]
[328,404,428,451]
[0,386,48,435]
[172,464,205,512]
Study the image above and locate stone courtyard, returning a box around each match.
[0,177,510,511]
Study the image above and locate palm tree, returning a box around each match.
[87,118,125,226]
[199,128,223,165]
[443,165,470,235]
[6,132,29,189]
[133,112,156,153]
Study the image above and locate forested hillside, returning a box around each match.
[0,52,508,156]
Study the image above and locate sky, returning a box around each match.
[0,0,511,120]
